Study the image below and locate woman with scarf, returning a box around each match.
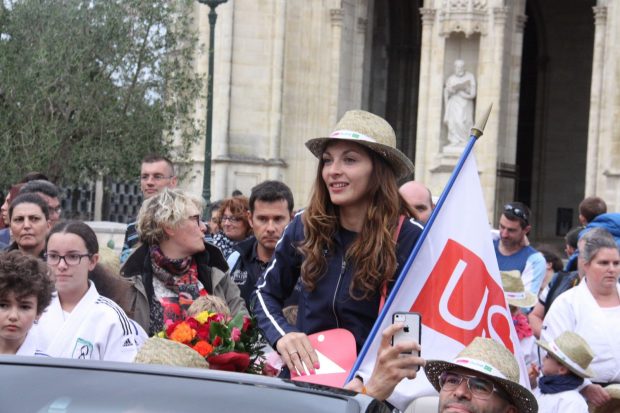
[211,196,252,260]
[121,188,247,336]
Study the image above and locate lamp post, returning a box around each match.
[197,0,227,209]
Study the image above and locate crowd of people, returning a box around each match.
[1,109,619,413]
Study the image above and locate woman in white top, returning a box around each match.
[36,221,145,362]
[542,227,620,408]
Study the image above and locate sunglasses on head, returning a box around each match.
[503,204,528,224]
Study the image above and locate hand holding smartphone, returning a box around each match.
[391,312,421,366]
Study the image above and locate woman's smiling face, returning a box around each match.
[321,141,373,209]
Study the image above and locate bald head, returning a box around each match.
[399,181,433,224]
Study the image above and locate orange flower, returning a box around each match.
[193,340,214,357]
[169,322,196,344]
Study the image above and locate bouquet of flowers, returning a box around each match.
[158,311,265,374]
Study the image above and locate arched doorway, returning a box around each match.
[368,0,422,169]
[516,0,595,243]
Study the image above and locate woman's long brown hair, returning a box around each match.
[300,144,414,300]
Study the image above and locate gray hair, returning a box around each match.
[580,227,619,263]
[136,188,204,245]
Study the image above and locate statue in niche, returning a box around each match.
[443,59,476,148]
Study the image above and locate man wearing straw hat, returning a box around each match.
[532,331,594,412]
[358,330,537,413]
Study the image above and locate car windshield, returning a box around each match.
[2,364,358,413]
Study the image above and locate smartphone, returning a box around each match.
[391,312,421,360]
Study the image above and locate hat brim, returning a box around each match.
[305,137,415,181]
[536,340,594,378]
[507,292,538,308]
[424,359,538,413]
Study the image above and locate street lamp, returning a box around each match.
[197,0,228,209]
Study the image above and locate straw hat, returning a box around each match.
[305,110,415,181]
[590,384,620,413]
[536,331,594,378]
[134,337,209,369]
[425,337,538,413]
[501,270,537,308]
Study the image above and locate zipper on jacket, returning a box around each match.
[332,258,346,328]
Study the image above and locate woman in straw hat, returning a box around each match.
[532,331,594,412]
[254,110,423,377]
[542,227,620,408]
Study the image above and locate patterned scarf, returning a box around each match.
[148,245,204,333]
[212,232,238,259]
[512,312,533,340]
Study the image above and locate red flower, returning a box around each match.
[199,289,208,297]
[195,323,210,341]
[207,352,251,372]
[212,336,222,347]
[242,315,252,332]
[186,317,200,330]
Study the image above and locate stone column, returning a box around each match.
[267,0,287,180]
[414,7,437,183]
[585,5,607,196]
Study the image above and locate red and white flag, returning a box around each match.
[352,151,530,410]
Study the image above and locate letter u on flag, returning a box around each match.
[349,142,530,411]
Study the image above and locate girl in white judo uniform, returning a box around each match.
[36,221,146,362]
[0,250,53,356]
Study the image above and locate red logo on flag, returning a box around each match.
[411,239,514,352]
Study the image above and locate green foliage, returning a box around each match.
[0,0,204,188]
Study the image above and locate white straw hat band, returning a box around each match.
[329,129,377,143]
[453,357,508,380]
[506,291,527,300]
[547,340,588,375]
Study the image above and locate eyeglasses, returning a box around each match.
[45,253,92,266]
[503,204,529,224]
[140,174,174,182]
[188,214,202,227]
[439,372,508,400]
[220,215,242,223]
[49,206,62,215]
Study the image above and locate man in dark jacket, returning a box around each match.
[228,181,296,311]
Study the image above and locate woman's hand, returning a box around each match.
[276,332,320,375]
[363,323,425,401]
[581,384,612,407]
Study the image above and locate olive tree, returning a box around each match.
[0,0,203,188]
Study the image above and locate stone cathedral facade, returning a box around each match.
[184,0,617,244]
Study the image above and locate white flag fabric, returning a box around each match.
[353,151,530,411]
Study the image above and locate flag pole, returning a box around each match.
[346,104,493,383]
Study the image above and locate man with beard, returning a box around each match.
[494,202,546,300]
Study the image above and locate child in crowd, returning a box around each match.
[501,270,538,366]
[0,250,54,355]
[532,331,594,412]
[37,221,146,361]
